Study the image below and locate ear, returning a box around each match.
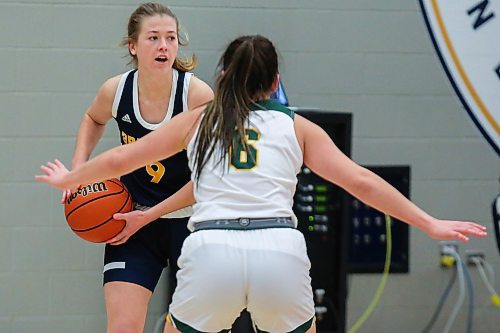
[128,41,137,56]
[271,73,280,92]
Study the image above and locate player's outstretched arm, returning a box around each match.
[36,107,204,190]
[294,115,487,243]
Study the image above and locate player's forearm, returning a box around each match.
[65,145,134,188]
[72,114,106,168]
[144,181,196,221]
[348,168,434,231]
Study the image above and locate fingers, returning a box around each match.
[469,223,487,232]
[107,233,128,246]
[39,165,53,175]
[54,159,65,168]
[113,213,126,220]
[457,225,487,238]
[469,228,487,237]
[444,221,488,240]
[460,222,487,231]
[46,161,58,169]
[39,159,66,174]
[38,161,59,177]
[61,188,73,203]
[60,189,71,204]
[455,232,469,243]
[34,175,48,182]
[107,232,122,244]
[107,220,129,245]
[35,159,71,190]
[473,223,487,230]
[466,222,487,231]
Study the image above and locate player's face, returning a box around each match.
[129,14,179,71]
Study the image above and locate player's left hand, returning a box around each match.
[107,210,151,245]
[35,159,70,190]
[425,219,487,243]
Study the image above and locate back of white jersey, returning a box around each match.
[186,100,303,231]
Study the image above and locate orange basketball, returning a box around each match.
[64,178,133,243]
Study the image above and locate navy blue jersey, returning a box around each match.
[112,69,191,207]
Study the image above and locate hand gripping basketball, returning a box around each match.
[64,178,133,243]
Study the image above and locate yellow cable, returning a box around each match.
[347,214,392,333]
[491,294,500,307]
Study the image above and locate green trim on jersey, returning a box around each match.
[251,99,294,119]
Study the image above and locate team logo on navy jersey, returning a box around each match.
[420,0,499,155]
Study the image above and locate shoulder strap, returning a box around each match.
[112,69,136,118]
[172,71,186,116]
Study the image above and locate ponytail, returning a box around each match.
[192,35,278,181]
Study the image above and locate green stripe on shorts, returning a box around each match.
[256,317,314,333]
[170,313,230,333]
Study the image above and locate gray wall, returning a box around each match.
[1,1,498,332]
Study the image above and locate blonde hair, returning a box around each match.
[120,2,197,71]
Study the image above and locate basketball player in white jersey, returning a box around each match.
[59,4,213,333]
[37,35,487,333]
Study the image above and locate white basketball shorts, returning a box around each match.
[168,228,315,332]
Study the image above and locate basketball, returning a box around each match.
[64,178,133,243]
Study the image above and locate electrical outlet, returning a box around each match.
[439,241,458,268]
[465,250,485,266]
[439,241,458,255]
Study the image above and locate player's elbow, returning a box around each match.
[106,147,129,176]
[345,167,376,197]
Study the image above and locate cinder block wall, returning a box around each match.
[1,1,498,332]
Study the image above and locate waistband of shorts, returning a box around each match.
[192,217,294,232]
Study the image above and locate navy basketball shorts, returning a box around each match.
[103,216,191,293]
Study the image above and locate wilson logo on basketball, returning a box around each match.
[66,182,108,205]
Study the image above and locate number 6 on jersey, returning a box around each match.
[230,128,260,170]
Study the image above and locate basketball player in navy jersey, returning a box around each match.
[60,4,213,333]
[38,35,487,333]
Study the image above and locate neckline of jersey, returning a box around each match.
[250,99,293,118]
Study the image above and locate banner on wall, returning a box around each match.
[419,0,499,155]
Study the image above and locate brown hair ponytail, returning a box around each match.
[192,35,278,181]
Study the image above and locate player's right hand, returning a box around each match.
[107,210,152,245]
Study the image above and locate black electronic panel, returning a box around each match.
[348,166,410,274]
[294,109,351,333]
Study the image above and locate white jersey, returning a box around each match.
[186,99,303,231]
